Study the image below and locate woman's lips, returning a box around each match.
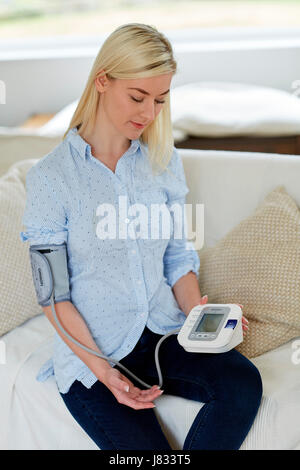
[131,121,146,129]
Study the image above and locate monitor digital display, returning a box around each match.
[195,313,224,333]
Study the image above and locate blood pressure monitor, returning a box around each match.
[178,304,243,353]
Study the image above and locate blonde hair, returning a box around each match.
[63,23,177,174]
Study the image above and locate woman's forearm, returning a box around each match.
[42,272,202,382]
[42,301,112,382]
[172,271,204,316]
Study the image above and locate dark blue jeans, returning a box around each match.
[59,326,262,450]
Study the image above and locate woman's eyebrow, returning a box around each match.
[127,87,170,96]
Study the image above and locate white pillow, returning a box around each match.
[170,81,300,137]
[0,158,42,337]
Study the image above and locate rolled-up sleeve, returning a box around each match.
[163,147,200,288]
[20,164,68,246]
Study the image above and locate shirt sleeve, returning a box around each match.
[163,147,200,288]
[20,164,68,246]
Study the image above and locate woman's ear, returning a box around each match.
[94,70,108,93]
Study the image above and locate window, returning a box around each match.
[0,0,299,40]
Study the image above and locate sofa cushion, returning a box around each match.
[198,185,300,358]
[0,128,61,177]
[0,158,42,337]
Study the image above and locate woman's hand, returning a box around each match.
[101,367,163,410]
[199,294,209,305]
[236,303,249,335]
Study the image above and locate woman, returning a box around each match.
[21,23,262,450]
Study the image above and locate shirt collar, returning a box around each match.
[66,126,141,161]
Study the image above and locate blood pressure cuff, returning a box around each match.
[29,243,71,307]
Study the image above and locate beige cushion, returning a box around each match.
[198,185,300,358]
[0,129,61,178]
[0,158,42,337]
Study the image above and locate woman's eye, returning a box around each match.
[131,96,143,103]
[130,96,165,104]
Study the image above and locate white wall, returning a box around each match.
[0,27,300,127]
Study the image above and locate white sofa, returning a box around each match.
[0,133,300,450]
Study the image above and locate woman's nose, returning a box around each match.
[140,100,156,123]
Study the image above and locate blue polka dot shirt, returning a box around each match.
[20,127,200,394]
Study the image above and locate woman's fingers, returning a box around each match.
[235,304,249,332]
[121,385,163,409]
[200,295,208,304]
[121,381,163,402]
[123,396,157,410]
[134,388,163,403]
[139,385,160,395]
[241,315,249,334]
[106,370,163,410]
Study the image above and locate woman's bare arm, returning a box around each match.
[172,271,205,316]
[42,301,112,382]
[42,301,163,409]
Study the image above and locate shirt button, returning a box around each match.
[137,280,142,285]
[124,218,130,224]
[131,249,136,254]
